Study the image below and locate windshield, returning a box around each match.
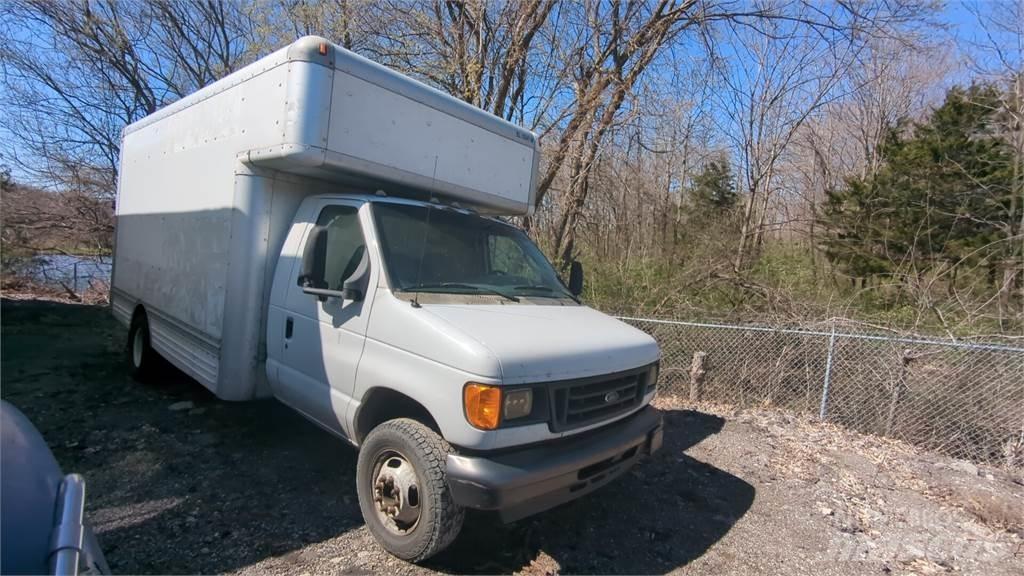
[371,202,575,303]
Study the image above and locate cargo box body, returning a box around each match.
[111,37,540,399]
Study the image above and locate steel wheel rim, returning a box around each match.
[132,328,144,368]
[371,449,421,535]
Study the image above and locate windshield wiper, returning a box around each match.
[513,285,579,303]
[404,283,520,302]
[513,285,573,297]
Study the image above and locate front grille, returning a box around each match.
[548,366,650,431]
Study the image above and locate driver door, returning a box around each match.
[271,201,374,438]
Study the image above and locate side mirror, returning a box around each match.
[568,260,583,296]
[302,286,344,301]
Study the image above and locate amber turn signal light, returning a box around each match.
[464,383,501,430]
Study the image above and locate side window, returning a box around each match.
[298,205,366,290]
[488,235,541,283]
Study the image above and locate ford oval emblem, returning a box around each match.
[604,390,621,404]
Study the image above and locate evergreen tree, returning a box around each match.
[822,84,1015,282]
[690,156,738,212]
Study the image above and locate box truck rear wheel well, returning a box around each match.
[130,305,147,325]
[355,389,440,444]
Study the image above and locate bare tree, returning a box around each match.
[708,5,870,273]
[247,0,380,54]
[1,1,253,189]
[963,0,1024,320]
[538,0,933,268]
[362,0,559,125]
[1,0,254,250]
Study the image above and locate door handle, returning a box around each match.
[285,317,294,339]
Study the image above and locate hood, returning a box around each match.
[421,304,659,384]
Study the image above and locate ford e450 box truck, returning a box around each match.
[111,36,663,561]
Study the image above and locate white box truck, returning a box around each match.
[111,36,662,561]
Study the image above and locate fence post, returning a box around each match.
[884,349,912,436]
[73,262,79,294]
[689,351,706,402]
[818,322,837,420]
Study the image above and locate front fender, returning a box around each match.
[349,337,502,450]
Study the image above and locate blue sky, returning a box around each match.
[943,0,989,39]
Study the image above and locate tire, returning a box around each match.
[356,418,464,562]
[127,314,157,381]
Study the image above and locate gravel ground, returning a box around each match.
[2,297,1022,575]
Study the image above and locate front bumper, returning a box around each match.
[446,406,663,522]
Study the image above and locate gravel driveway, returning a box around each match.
[2,298,1022,575]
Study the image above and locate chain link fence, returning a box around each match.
[621,317,1024,470]
[3,254,111,294]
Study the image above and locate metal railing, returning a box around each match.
[621,316,1024,469]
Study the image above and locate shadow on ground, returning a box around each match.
[430,409,754,574]
[1,299,754,574]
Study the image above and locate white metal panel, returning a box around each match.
[420,304,660,384]
[109,288,133,327]
[239,37,541,215]
[221,171,339,401]
[147,308,221,388]
[113,56,327,400]
[325,71,536,212]
[114,62,294,351]
[283,59,333,148]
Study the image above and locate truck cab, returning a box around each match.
[111,36,662,562]
[262,193,662,558]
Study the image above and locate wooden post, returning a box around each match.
[689,351,707,403]
[885,349,913,436]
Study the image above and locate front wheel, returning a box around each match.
[356,418,464,562]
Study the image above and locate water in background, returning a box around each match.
[23,254,112,293]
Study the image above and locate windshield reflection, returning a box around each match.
[371,202,574,303]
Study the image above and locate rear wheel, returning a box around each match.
[127,314,157,380]
[356,418,464,562]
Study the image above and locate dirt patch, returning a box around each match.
[1,276,109,305]
[2,298,1022,575]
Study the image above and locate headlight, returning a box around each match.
[463,384,535,429]
[503,389,533,420]
[464,383,501,430]
[648,363,659,393]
